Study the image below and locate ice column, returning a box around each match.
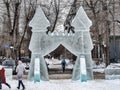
[34,58,40,82]
[80,55,87,82]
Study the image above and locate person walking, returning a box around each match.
[61,58,66,73]
[0,66,11,90]
[16,60,26,90]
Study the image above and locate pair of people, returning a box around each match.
[0,60,26,90]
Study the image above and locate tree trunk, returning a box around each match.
[18,23,28,59]
[106,20,110,66]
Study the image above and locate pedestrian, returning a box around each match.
[61,58,66,73]
[0,66,11,90]
[16,60,25,90]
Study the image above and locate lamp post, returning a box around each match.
[10,45,14,59]
[104,0,110,66]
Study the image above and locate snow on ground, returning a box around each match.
[93,63,120,73]
[93,62,105,73]
[1,63,120,90]
[1,79,120,90]
[106,63,120,69]
[93,68,105,73]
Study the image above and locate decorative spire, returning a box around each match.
[29,5,50,32]
[71,6,92,31]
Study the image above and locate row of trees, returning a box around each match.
[0,0,120,65]
[0,0,37,60]
[83,0,120,65]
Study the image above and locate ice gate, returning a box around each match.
[28,6,94,82]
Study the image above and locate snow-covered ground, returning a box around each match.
[1,63,120,90]
[1,79,120,90]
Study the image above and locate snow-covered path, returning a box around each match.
[1,79,120,90]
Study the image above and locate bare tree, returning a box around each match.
[3,0,22,59]
[84,0,112,66]
[41,0,61,34]
[64,0,79,33]
[18,0,37,59]
[2,0,37,59]
[84,0,101,63]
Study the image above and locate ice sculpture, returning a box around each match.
[28,6,50,81]
[71,6,93,81]
[28,6,93,81]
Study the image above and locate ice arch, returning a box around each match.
[28,6,93,81]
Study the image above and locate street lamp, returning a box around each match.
[10,45,14,59]
[10,46,14,49]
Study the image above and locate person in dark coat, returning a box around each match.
[0,67,11,89]
[61,58,66,73]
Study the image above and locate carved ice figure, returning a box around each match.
[28,6,93,81]
[28,6,50,81]
[71,6,93,80]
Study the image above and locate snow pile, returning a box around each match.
[45,58,74,69]
[93,62,105,73]
[93,68,105,73]
[93,63,105,69]
[105,63,120,80]
[106,63,120,69]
